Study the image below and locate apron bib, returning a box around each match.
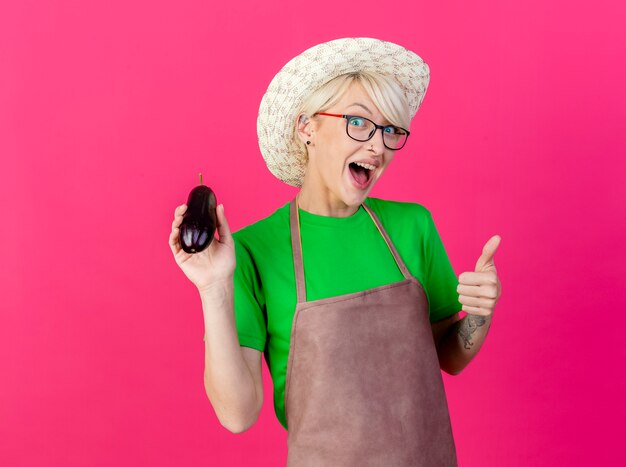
[284,198,458,466]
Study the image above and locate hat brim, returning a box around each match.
[257,37,430,187]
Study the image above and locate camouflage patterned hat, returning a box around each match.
[256,37,430,187]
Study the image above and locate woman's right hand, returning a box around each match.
[168,203,236,292]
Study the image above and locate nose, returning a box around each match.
[368,128,386,154]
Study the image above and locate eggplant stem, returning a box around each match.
[199,173,203,185]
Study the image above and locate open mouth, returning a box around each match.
[348,162,375,189]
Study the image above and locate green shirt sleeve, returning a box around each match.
[423,210,461,323]
[230,234,267,351]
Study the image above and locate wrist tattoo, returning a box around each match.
[458,315,488,350]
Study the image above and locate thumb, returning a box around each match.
[475,235,501,272]
[215,204,234,246]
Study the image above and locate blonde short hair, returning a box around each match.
[293,71,411,160]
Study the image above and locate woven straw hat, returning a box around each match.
[257,37,430,187]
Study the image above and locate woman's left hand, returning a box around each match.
[457,235,502,317]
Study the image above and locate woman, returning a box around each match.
[169,37,501,466]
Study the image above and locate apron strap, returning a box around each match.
[290,197,413,304]
[361,202,413,281]
[290,199,307,303]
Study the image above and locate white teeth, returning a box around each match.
[354,161,376,170]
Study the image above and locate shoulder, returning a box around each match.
[232,201,291,251]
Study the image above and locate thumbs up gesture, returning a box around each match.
[457,235,502,317]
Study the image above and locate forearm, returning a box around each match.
[436,313,493,375]
[200,279,258,432]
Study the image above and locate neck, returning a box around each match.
[296,184,361,218]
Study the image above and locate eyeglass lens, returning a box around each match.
[346,116,408,150]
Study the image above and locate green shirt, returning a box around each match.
[226,197,460,430]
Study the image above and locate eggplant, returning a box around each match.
[179,173,217,254]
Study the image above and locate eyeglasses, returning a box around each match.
[314,112,410,150]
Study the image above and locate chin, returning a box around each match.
[341,187,372,207]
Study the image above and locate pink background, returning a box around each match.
[1,0,624,465]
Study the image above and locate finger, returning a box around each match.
[458,295,493,308]
[475,235,501,272]
[215,204,233,246]
[172,205,187,229]
[456,284,481,296]
[458,271,498,286]
[172,215,183,230]
[169,226,182,256]
[457,283,498,299]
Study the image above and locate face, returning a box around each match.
[298,81,397,214]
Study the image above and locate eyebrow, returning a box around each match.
[346,103,373,114]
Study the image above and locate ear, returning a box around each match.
[296,113,313,145]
